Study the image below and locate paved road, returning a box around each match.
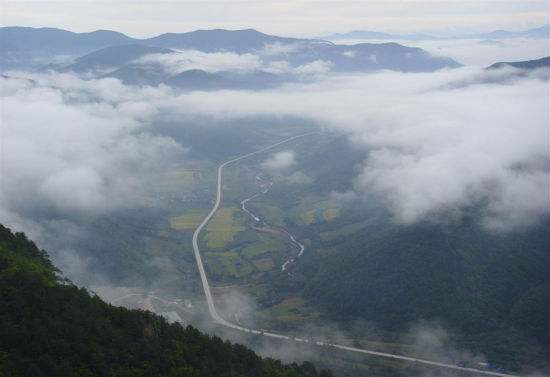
[190,134,520,377]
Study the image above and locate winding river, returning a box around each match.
[239,178,305,272]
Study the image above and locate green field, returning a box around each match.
[322,207,340,221]
[297,199,341,225]
[254,204,287,227]
[170,209,208,230]
[240,235,284,259]
[205,232,284,278]
[319,221,369,241]
[205,207,245,248]
[156,168,203,192]
[205,251,255,278]
[252,257,274,271]
[300,210,317,225]
[261,296,319,324]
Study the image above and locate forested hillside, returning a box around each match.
[0,224,332,377]
[256,135,550,373]
[297,214,550,371]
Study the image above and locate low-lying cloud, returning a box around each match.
[418,37,550,67]
[293,60,332,75]
[330,37,550,67]
[262,150,296,171]
[260,42,305,56]
[163,67,549,229]
[134,49,333,77]
[2,65,548,245]
[0,73,185,252]
[135,50,262,74]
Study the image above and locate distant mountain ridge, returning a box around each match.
[0,26,133,52]
[59,44,174,74]
[487,56,550,70]
[0,26,311,69]
[325,30,436,41]
[467,24,550,39]
[144,28,307,53]
[324,24,550,41]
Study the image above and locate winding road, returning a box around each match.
[191,134,520,377]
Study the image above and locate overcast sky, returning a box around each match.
[1,1,548,38]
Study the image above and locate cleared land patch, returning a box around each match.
[322,207,340,221]
[261,296,319,324]
[300,201,340,225]
[205,207,245,248]
[205,251,254,278]
[254,204,286,227]
[252,257,274,271]
[300,210,317,225]
[319,220,369,241]
[240,235,284,260]
[156,168,202,192]
[170,209,208,230]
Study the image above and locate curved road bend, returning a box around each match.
[191,134,520,377]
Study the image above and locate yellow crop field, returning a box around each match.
[205,207,245,248]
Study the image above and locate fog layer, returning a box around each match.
[1,65,548,242]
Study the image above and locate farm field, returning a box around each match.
[205,207,246,248]
[170,209,209,230]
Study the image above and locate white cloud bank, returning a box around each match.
[133,49,333,77]
[135,50,262,74]
[416,37,550,67]
[165,67,549,230]
[262,150,296,171]
[0,74,184,232]
[330,37,550,67]
[2,66,548,233]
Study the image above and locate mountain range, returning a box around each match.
[1,26,460,89]
[3,25,548,91]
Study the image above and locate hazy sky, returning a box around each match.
[1,1,548,38]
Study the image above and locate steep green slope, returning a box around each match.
[302,218,549,332]
[0,224,332,377]
[295,212,550,371]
